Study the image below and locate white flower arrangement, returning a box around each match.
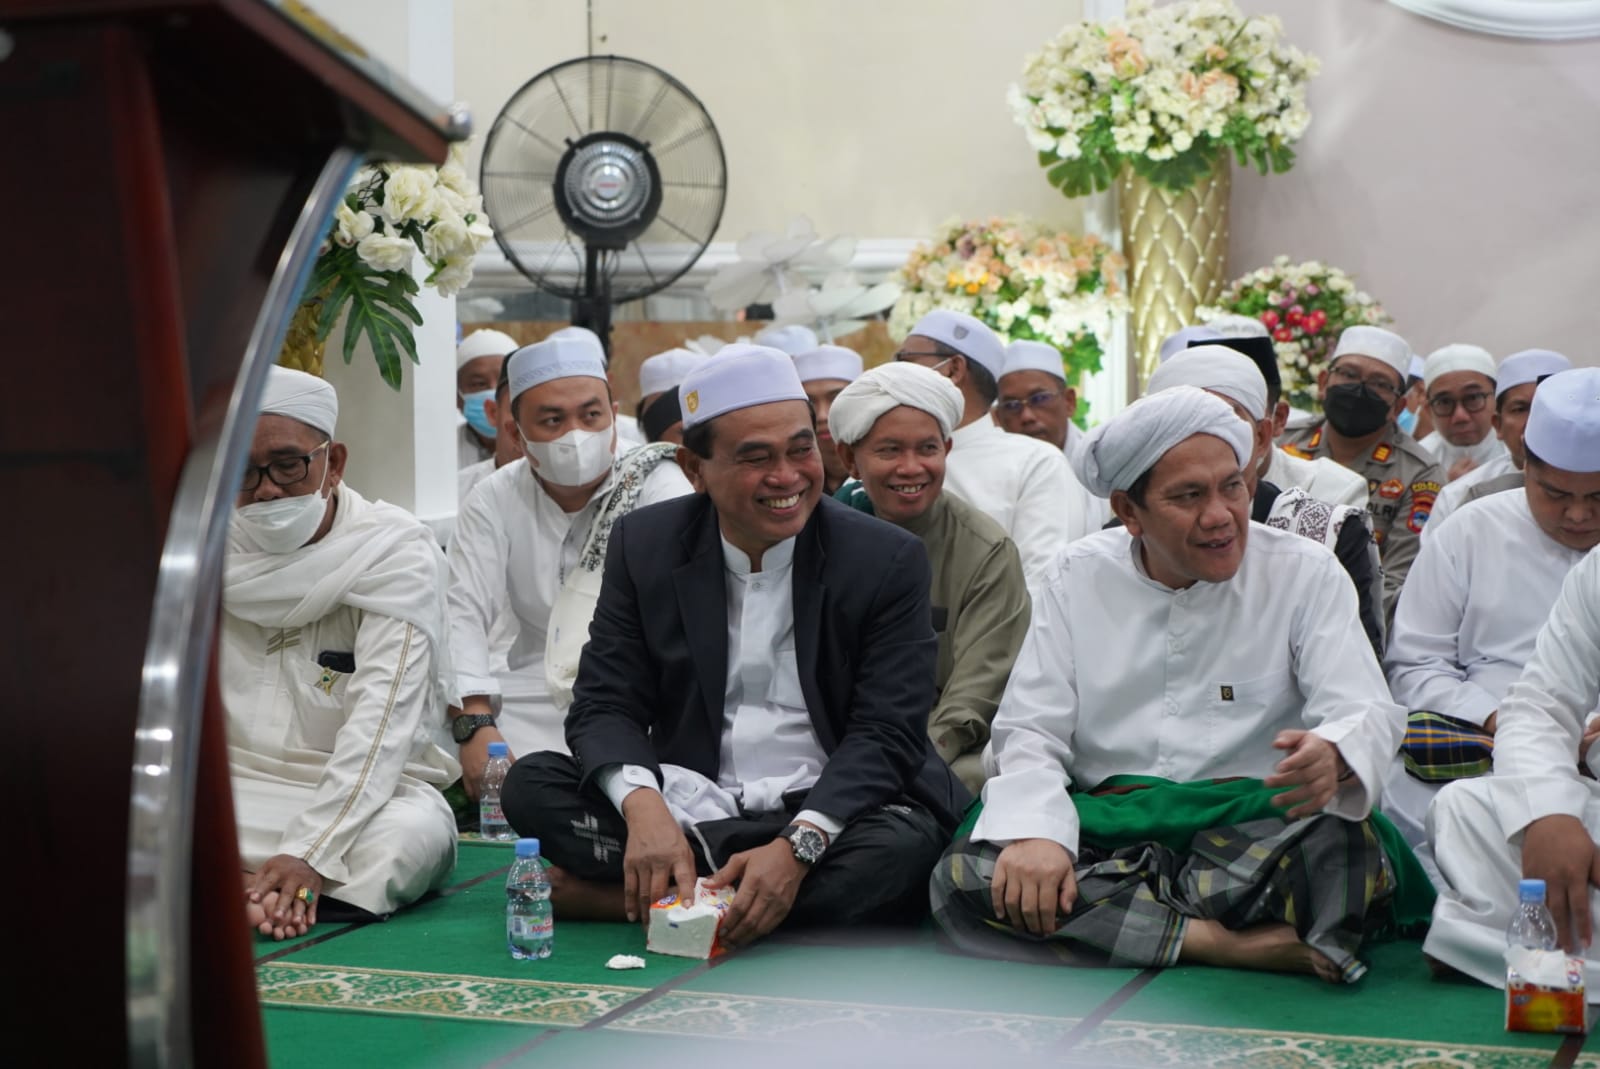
[888,217,1127,418]
[1011,0,1319,195]
[302,142,494,388]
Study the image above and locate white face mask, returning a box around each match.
[232,464,332,554]
[521,426,615,487]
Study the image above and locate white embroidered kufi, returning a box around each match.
[508,335,608,402]
[1158,325,1222,364]
[638,348,703,397]
[828,362,965,446]
[260,366,338,438]
[1495,348,1572,399]
[1522,367,1600,474]
[1423,344,1496,389]
[793,345,863,384]
[753,324,819,356]
[1001,340,1066,382]
[548,325,608,364]
[1146,345,1269,422]
[906,309,1005,377]
[1332,326,1412,382]
[456,328,518,369]
[1206,314,1271,339]
[679,344,808,429]
[1073,385,1253,498]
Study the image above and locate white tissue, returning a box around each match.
[605,954,646,970]
[1507,946,1581,988]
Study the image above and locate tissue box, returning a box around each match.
[1506,952,1588,1034]
[646,880,735,960]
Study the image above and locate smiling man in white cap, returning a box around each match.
[829,362,1030,794]
[446,334,691,796]
[897,310,1096,582]
[456,328,518,469]
[1417,344,1504,481]
[932,385,1412,984]
[1422,367,1600,991]
[1383,366,1600,883]
[499,344,967,947]
[793,343,864,495]
[225,367,460,940]
[1284,325,1444,627]
[1423,348,1573,538]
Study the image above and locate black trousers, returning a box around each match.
[502,751,946,928]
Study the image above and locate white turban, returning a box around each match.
[456,328,517,370]
[1146,344,1269,422]
[260,366,338,438]
[1422,343,1496,389]
[828,362,965,446]
[1073,386,1253,498]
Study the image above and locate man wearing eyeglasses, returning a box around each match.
[1282,326,1444,629]
[896,311,1097,583]
[1415,345,1506,483]
[224,367,461,940]
[995,340,1084,464]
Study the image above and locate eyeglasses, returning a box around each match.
[1427,390,1491,417]
[241,442,329,492]
[1328,364,1402,402]
[997,390,1063,414]
[893,349,951,365]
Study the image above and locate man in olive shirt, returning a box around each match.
[1282,326,1443,630]
[830,362,1030,793]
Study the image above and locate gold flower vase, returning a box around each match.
[1118,158,1231,391]
[277,291,329,377]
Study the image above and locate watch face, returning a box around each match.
[787,826,826,864]
[452,715,490,743]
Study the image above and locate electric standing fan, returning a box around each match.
[480,56,727,350]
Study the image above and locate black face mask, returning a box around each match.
[1323,382,1393,438]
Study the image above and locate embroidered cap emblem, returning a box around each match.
[684,390,699,414]
[953,325,969,340]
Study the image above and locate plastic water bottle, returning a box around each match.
[479,742,514,841]
[507,838,554,960]
[1507,878,1559,952]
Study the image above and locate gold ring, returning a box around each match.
[295,887,317,906]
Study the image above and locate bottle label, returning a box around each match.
[511,915,553,941]
[481,802,505,823]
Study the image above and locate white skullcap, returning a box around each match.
[1002,340,1067,382]
[1146,344,1269,422]
[1522,367,1600,473]
[907,309,1005,377]
[1073,386,1253,499]
[1495,348,1572,399]
[1159,325,1223,364]
[1332,326,1412,383]
[1207,314,1271,340]
[680,344,808,429]
[753,324,819,356]
[828,362,965,446]
[638,348,703,397]
[1408,355,1425,382]
[793,345,863,384]
[548,325,608,365]
[1423,344,1496,389]
[456,328,518,370]
[260,366,338,438]
[508,335,608,402]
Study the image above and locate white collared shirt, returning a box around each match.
[598,534,842,837]
[1386,490,1589,726]
[973,522,1402,856]
[945,417,1096,584]
[1422,451,1518,541]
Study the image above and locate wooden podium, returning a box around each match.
[0,3,463,1065]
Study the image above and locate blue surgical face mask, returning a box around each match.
[461,389,497,439]
[1396,405,1419,436]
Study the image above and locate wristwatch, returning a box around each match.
[450,713,497,744]
[779,823,828,866]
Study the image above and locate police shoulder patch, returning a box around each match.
[1372,443,1394,464]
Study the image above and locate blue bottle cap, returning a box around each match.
[487,741,509,758]
[1519,878,1546,902]
[515,838,541,858]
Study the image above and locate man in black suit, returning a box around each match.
[502,344,968,945]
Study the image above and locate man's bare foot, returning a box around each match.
[1180,919,1344,982]
[547,864,631,922]
[1425,953,1468,980]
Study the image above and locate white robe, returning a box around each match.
[1425,547,1600,997]
[447,458,691,758]
[222,485,460,915]
[458,421,493,470]
[973,523,1402,855]
[944,418,1097,585]
[1265,445,1370,509]
[1422,451,1518,541]
[1381,490,1590,870]
[615,413,648,451]
[1419,429,1508,480]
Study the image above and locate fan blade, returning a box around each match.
[735,231,781,262]
[835,281,903,317]
[784,215,817,241]
[499,200,559,235]
[706,265,776,311]
[793,234,856,270]
[549,64,588,139]
[821,319,868,341]
[504,115,567,158]
[770,290,815,321]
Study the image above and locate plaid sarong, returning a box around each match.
[1400,711,1494,783]
[930,812,1394,983]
